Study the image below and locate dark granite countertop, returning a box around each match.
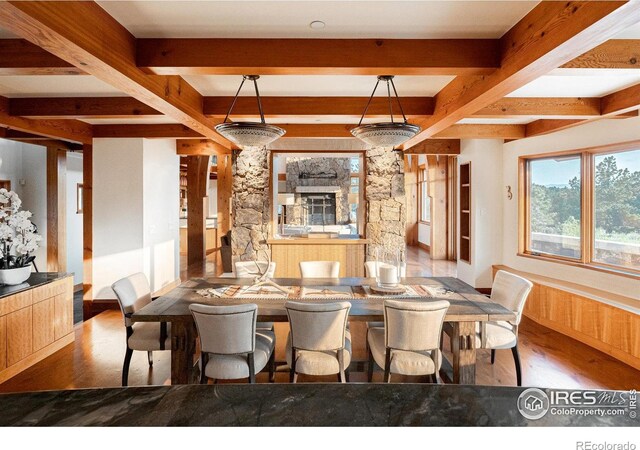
[0,272,71,300]
[1,384,636,426]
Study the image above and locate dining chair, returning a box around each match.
[478,270,533,386]
[189,303,276,384]
[367,299,450,383]
[234,261,276,278]
[112,272,170,387]
[299,261,340,278]
[285,301,352,383]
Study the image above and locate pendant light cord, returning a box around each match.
[357,79,381,126]
[390,78,409,124]
[222,75,267,124]
[357,76,409,126]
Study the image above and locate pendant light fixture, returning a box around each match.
[350,75,420,148]
[215,75,285,148]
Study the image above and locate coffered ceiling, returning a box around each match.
[0,1,639,150]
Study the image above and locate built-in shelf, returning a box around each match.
[459,162,471,264]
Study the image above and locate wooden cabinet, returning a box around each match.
[269,239,367,277]
[0,316,6,370]
[0,275,75,384]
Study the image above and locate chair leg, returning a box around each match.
[290,349,297,383]
[147,351,153,367]
[383,349,391,383]
[338,349,346,383]
[345,368,350,383]
[199,353,209,385]
[511,345,522,387]
[122,347,134,387]
[367,347,375,382]
[268,351,276,383]
[247,353,256,384]
[490,349,496,365]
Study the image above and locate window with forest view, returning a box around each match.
[523,147,640,274]
[593,150,640,269]
[529,156,582,259]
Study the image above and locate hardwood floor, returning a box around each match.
[1,246,637,393]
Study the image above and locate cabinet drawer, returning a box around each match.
[0,291,32,316]
[32,278,71,304]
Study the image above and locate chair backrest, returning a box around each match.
[364,261,407,278]
[234,261,276,278]
[384,299,450,352]
[285,301,351,351]
[491,270,534,325]
[111,273,152,327]
[189,303,257,355]
[299,261,340,278]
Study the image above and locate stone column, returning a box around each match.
[365,148,406,260]
[231,147,271,262]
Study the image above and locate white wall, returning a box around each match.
[0,140,47,269]
[93,138,179,299]
[503,117,640,300]
[457,139,504,289]
[142,139,180,293]
[208,180,217,218]
[66,153,83,286]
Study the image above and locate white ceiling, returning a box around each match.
[185,74,454,97]
[0,75,123,97]
[457,117,532,125]
[98,1,539,39]
[506,73,640,98]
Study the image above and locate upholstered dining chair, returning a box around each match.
[234,261,276,278]
[189,303,276,384]
[367,299,450,383]
[476,270,533,386]
[299,261,340,278]
[112,273,170,387]
[285,301,352,383]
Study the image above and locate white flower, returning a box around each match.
[0,223,14,241]
[8,211,34,233]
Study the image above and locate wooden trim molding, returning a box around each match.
[82,144,93,321]
[46,146,66,272]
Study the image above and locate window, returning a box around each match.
[593,149,640,270]
[418,165,431,223]
[528,156,582,259]
[521,145,640,276]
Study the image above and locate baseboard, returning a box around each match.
[418,242,430,253]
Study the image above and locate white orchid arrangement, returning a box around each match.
[0,189,42,269]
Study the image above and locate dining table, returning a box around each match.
[131,276,516,385]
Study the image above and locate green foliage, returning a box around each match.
[531,155,640,243]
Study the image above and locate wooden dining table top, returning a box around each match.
[131,277,516,323]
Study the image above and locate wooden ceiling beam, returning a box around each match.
[404,139,460,155]
[137,38,500,76]
[402,1,640,149]
[93,124,202,139]
[601,82,640,116]
[0,1,231,148]
[433,124,526,139]
[474,97,601,117]
[177,139,230,156]
[0,38,84,75]
[0,96,92,144]
[10,96,161,118]
[204,96,433,119]
[560,39,640,70]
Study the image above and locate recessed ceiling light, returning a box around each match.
[309,20,325,30]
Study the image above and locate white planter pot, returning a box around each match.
[0,265,32,285]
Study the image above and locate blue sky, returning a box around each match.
[531,149,640,186]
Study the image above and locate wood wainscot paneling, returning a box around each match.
[0,276,75,384]
[493,265,640,370]
[268,239,367,278]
